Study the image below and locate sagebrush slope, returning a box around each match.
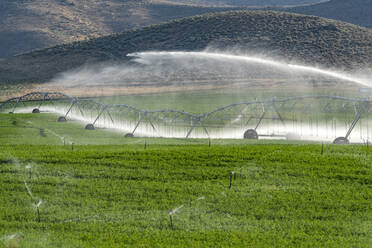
[0,0,247,58]
[1,10,372,84]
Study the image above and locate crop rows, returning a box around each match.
[0,143,371,247]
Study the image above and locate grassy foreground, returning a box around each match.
[0,114,371,247]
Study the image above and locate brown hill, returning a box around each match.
[0,0,247,58]
[1,10,371,84]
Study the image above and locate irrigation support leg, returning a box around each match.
[92,106,107,125]
[131,113,143,135]
[64,101,76,118]
[186,123,195,138]
[255,111,266,131]
[345,111,363,140]
[75,101,85,117]
[106,109,115,124]
[11,96,22,113]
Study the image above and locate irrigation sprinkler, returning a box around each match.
[3,91,372,143]
[23,180,44,222]
[169,214,173,229]
[72,142,74,151]
[32,108,40,113]
[229,171,235,189]
[169,205,183,229]
[36,200,42,222]
[321,143,324,155]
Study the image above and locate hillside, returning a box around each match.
[0,0,329,59]
[1,10,372,84]
[159,0,325,7]
[284,0,372,29]
[0,0,248,58]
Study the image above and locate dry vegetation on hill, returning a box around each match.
[0,11,371,84]
[0,0,246,58]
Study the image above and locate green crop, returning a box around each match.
[0,113,371,247]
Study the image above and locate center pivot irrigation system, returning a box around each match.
[2,91,372,144]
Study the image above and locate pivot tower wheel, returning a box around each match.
[32,108,40,113]
[243,129,258,139]
[85,124,95,130]
[124,133,134,138]
[333,137,349,145]
[58,116,67,122]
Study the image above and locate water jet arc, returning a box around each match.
[129,51,371,87]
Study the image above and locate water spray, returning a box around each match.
[1,234,20,248]
[24,176,43,223]
[169,205,183,229]
[196,196,205,201]
[21,119,69,145]
[3,58,372,143]
[129,51,372,88]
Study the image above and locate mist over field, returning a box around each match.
[47,50,372,93]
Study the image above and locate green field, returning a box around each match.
[0,113,372,247]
